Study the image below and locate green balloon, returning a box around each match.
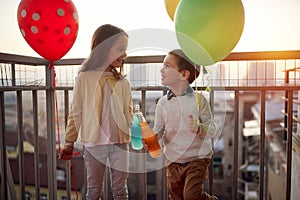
[175,0,245,66]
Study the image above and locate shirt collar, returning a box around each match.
[167,86,194,100]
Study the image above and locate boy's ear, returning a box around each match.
[180,70,190,81]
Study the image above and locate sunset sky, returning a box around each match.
[1,0,300,59]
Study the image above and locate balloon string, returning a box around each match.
[52,67,61,154]
[195,65,202,111]
[48,61,54,69]
[52,63,79,198]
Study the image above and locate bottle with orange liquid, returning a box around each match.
[138,112,162,158]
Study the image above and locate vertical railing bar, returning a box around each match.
[82,162,87,200]
[233,90,239,200]
[32,90,41,200]
[141,90,146,116]
[259,90,266,200]
[255,61,258,86]
[274,61,277,86]
[141,89,147,200]
[64,90,72,200]
[208,89,215,195]
[11,63,16,86]
[4,64,8,86]
[237,61,239,86]
[228,62,231,86]
[286,90,293,200]
[162,167,168,200]
[0,91,8,200]
[294,61,296,85]
[218,62,222,87]
[264,135,269,200]
[162,89,168,200]
[103,168,109,199]
[1,64,4,86]
[284,71,289,140]
[6,155,17,200]
[46,65,57,200]
[0,91,16,200]
[264,61,267,86]
[17,91,25,199]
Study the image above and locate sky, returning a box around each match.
[1,0,300,59]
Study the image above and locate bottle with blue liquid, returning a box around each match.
[131,104,143,150]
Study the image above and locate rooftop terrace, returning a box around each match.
[1,50,300,200]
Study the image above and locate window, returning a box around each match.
[57,169,66,181]
[40,193,47,200]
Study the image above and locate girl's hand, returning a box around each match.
[59,141,74,160]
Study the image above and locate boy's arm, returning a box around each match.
[198,93,217,138]
[152,99,165,140]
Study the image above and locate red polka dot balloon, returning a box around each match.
[17,0,79,62]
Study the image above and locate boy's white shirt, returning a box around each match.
[153,86,216,163]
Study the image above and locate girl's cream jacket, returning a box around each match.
[65,70,133,144]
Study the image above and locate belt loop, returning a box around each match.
[178,162,190,167]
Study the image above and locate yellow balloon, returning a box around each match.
[164,0,180,21]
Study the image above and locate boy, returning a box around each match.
[153,49,217,200]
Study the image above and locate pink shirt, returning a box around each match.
[84,81,119,147]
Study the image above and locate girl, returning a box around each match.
[59,24,132,200]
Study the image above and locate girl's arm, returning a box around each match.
[124,80,133,128]
[65,75,82,142]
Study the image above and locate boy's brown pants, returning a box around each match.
[166,158,214,200]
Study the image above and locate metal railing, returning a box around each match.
[1,51,300,200]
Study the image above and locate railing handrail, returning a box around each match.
[1,50,300,66]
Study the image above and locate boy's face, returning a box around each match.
[161,54,187,87]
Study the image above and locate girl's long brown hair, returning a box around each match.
[78,24,128,79]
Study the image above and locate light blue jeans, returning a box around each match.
[84,143,129,200]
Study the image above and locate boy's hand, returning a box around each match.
[187,115,199,134]
[142,134,159,151]
[59,141,74,160]
[197,125,207,139]
[142,139,148,151]
[187,115,207,139]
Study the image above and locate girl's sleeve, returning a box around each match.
[65,75,82,142]
[124,80,133,128]
[198,93,217,138]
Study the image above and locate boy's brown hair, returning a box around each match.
[168,49,200,84]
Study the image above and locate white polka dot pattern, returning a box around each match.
[57,8,65,17]
[32,13,40,21]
